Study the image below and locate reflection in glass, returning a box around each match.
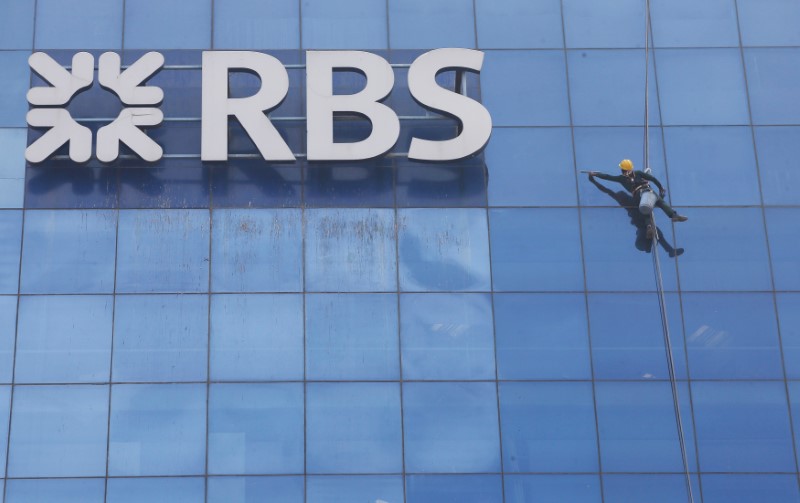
[398,208,490,292]
[683,293,782,379]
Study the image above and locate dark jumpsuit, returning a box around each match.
[592,170,678,218]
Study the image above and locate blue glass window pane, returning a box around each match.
[495,293,591,380]
[675,208,772,291]
[737,0,800,46]
[305,209,396,292]
[755,127,800,205]
[407,475,503,503]
[16,296,112,383]
[118,165,210,210]
[304,163,395,208]
[683,293,783,379]
[568,50,660,126]
[389,0,474,49]
[595,382,692,472]
[588,293,676,380]
[211,163,302,208]
[307,382,402,474]
[779,294,800,379]
[106,478,204,503]
[404,382,500,473]
[307,475,404,503]
[214,0,299,49]
[650,0,739,47]
[209,383,304,475]
[6,479,105,503]
[35,0,122,49]
[692,381,795,472]
[656,49,749,125]
[0,178,24,209]
[0,210,21,293]
[0,129,25,176]
[490,208,584,291]
[486,128,576,206]
[500,382,598,473]
[116,209,210,293]
[701,475,800,503]
[0,298,15,382]
[109,383,206,476]
[663,127,760,205]
[581,208,679,292]
[208,477,304,503]
[789,382,800,468]
[395,163,487,208]
[0,386,9,473]
[400,293,495,380]
[21,210,117,294]
[505,475,601,503]
[398,208,490,292]
[745,48,800,125]
[603,475,700,503]
[212,209,302,292]
[0,52,31,127]
[482,51,569,126]
[303,0,386,49]
[475,0,562,49]
[24,165,118,210]
[574,127,666,206]
[211,294,303,381]
[306,294,398,380]
[562,0,645,48]
[8,384,108,477]
[113,295,207,382]
[124,0,211,49]
[0,2,34,49]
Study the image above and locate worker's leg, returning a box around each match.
[655,197,677,218]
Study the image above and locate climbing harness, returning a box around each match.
[641,0,696,501]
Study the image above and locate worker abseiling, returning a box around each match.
[588,159,688,224]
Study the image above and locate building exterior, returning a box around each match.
[0,0,799,501]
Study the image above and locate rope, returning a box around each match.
[642,1,695,501]
[650,217,695,503]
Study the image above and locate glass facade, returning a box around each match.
[1,0,799,501]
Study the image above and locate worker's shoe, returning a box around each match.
[669,247,685,258]
[671,214,688,222]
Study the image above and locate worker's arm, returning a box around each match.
[589,172,625,183]
[641,172,666,195]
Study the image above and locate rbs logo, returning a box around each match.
[26,49,492,165]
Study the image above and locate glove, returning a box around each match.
[660,188,666,198]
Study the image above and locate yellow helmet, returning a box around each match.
[619,159,634,171]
